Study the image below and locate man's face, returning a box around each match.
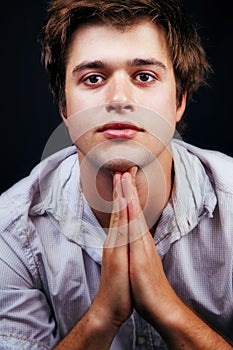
[64,20,186,172]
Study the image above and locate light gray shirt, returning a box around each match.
[0,139,233,349]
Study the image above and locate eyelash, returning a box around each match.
[82,72,157,86]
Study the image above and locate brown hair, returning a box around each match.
[40,0,211,112]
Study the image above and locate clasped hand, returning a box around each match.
[93,166,178,331]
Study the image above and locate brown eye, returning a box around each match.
[84,75,104,85]
[135,73,155,83]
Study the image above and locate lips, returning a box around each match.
[98,122,143,139]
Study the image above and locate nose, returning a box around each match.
[105,72,135,114]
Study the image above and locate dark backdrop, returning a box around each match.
[1,1,232,194]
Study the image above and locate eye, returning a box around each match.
[134,72,156,83]
[83,74,104,85]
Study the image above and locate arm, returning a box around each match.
[121,169,233,349]
[0,240,58,350]
[0,194,60,350]
[52,307,118,350]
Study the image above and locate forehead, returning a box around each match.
[67,20,170,67]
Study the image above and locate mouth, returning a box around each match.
[97,122,144,139]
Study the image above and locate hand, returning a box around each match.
[54,174,133,349]
[120,169,181,327]
[91,173,133,328]
[93,167,180,330]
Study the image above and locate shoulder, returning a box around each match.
[0,146,78,232]
[172,139,233,194]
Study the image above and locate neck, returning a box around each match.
[78,147,174,232]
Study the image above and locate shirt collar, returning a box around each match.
[155,139,217,256]
[32,146,105,264]
[32,141,217,263]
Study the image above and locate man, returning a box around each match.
[0,0,233,349]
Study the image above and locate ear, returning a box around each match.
[176,92,187,123]
[60,106,68,127]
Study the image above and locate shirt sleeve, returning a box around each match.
[0,335,50,350]
[0,217,60,349]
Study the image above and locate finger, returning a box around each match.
[105,173,128,248]
[121,172,133,204]
[128,196,149,244]
[120,172,147,243]
[122,168,142,214]
[128,166,138,182]
[113,172,123,203]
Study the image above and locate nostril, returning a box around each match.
[105,103,134,113]
[124,105,132,111]
[108,105,116,112]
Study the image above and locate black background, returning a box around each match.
[1,1,232,194]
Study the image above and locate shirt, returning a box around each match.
[0,139,233,349]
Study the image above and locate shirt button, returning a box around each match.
[138,336,147,345]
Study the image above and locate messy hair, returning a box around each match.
[40,0,211,112]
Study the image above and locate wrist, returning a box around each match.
[54,304,120,350]
[87,302,121,335]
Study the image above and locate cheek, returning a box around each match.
[65,92,83,117]
[65,89,104,117]
[145,93,177,123]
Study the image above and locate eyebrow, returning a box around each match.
[72,60,105,75]
[127,58,166,71]
[72,57,166,76]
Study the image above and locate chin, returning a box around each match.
[101,158,138,173]
[79,142,158,173]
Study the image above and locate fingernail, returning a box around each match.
[131,166,138,178]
